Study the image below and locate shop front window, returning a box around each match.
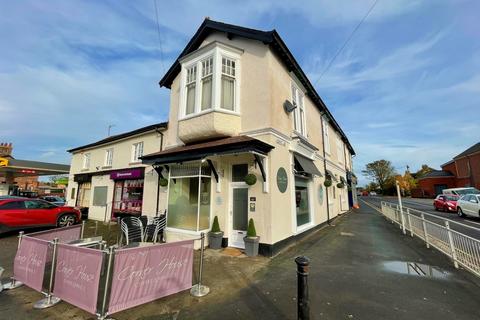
[295,177,310,227]
[112,179,144,215]
[167,164,211,231]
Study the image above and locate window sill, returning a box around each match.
[179,108,240,121]
[81,168,89,172]
[102,166,112,169]
[129,161,142,166]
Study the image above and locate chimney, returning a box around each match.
[0,143,13,157]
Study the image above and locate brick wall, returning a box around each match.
[417,177,456,198]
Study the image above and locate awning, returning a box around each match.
[141,136,274,165]
[0,158,70,178]
[294,154,322,177]
[325,169,338,182]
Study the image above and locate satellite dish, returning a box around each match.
[283,100,297,113]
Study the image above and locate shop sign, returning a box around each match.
[110,168,143,180]
[276,167,288,193]
[0,157,8,167]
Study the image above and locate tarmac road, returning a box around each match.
[360,196,480,241]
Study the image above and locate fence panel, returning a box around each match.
[29,224,82,243]
[13,236,50,292]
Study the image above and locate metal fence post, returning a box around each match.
[407,209,413,237]
[34,238,61,308]
[190,232,209,297]
[80,220,86,239]
[295,256,310,320]
[421,213,430,249]
[445,221,459,269]
[2,231,25,290]
[99,246,115,320]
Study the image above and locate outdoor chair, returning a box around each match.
[144,214,166,243]
[120,216,144,245]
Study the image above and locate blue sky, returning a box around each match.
[1,0,479,186]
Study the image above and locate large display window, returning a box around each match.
[112,179,144,216]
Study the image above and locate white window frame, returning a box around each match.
[104,148,113,167]
[131,142,144,163]
[291,82,307,137]
[336,135,344,164]
[82,153,90,169]
[323,118,331,155]
[179,42,242,120]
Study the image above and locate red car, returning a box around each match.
[433,194,459,212]
[0,197,81,234]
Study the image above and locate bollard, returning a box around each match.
[190,232,210,297]
[295,256,310,320]
[34,238,61,308]
[2,231,25,290]
[81,220,86,239]
[95,221,99,237]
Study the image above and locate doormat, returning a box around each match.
[222,247,244,257]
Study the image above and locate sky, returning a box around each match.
[1,0,479,186]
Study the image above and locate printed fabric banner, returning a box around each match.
[108,240,194,314]
[30,224,81,243]
[13,236,49,292]
[53,244,104,315]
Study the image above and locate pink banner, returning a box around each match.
[53,244,104,315]
[108,240,194,314]
[30,224,81,243]
[13,236,49,292]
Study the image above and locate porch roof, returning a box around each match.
[140,136,274,165]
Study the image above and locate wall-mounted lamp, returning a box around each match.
[283,100,297,114]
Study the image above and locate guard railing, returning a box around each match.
[380,201,480,277]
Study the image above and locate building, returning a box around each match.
[417,142,480,197]
[139,19,355,256]
[0,142,70,196]
[66,123,168,221]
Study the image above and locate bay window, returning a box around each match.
[180,43,241,118]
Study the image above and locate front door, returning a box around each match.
[230,185,248,249]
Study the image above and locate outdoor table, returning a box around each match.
[67,236,103,248]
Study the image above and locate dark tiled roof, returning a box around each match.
[67,122,168,153]
[141,136,274,165]
[158,19,355,155]
[7,159,70,172]
[418,170,455,179]
[453,142,480,160]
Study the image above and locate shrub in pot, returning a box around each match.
[244,218,260,257]
[208,216,224,249]
[159,178,168,187]
[324,179,332,188]
[337,182,345,189]
[244,173,257,186]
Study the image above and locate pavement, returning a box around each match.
[2,206,480,319]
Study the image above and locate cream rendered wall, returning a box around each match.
[67,130,166,220]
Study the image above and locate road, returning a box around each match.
[360,196,480,241]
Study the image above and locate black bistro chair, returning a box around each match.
[143,214,166,243]
[120,216,144,245]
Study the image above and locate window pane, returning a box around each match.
[295,177,310,227]
[92,186,108,206]
[233,188,248,231]
[221,76,235,110]
[186,83,196,115]
[232,164,248,182]
[199,177,211,230]
[201,76,212,110]
[167,177,199,231]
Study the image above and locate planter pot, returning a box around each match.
[244,236,260,257]
[208,231,224,249]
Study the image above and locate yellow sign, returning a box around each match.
[0,157,8,167]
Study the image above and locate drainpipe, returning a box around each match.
[155,128,164,216]
[320,113,330,225]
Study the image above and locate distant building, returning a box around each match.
[417,142,480,197]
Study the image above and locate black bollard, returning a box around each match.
[295,256,310,320]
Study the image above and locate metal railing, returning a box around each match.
[380,201,480,277]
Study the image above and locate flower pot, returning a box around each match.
[244,236,260,257]
[208,231,224,249]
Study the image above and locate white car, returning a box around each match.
[457,194,480,218]
[443,187,480,197]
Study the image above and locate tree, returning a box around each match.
[414,164,434,179]
[362,160,396,192]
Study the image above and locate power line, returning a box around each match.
[314,0,379,86]
[153,0,166,73]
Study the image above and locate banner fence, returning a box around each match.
[13,236,50,292]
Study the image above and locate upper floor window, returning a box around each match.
[132,142,143,162]
[221,57,236,111]
[291,83,306,136]
[323,118,331,154]
[336,136,344,164]
[82,153,91,169]
[105,148,113,167]
[180,43,242,119]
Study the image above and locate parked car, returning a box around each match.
[369,191,377,196]
[40,195,66,206]
[433,194,459,212]
[443,187,480,196]
[456,194,480,218]
[0,198,81,234]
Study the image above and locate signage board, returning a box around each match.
[276,167,288,193]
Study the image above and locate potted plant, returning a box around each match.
[244,173,257,186]
[208,216,223,249]
[244,218,260,256]
[159,178,168,187]
[324,179,332,188]
[337,182,345,189]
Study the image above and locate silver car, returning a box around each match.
[457,194,480,218]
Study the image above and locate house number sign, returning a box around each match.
[276,167,288,193]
